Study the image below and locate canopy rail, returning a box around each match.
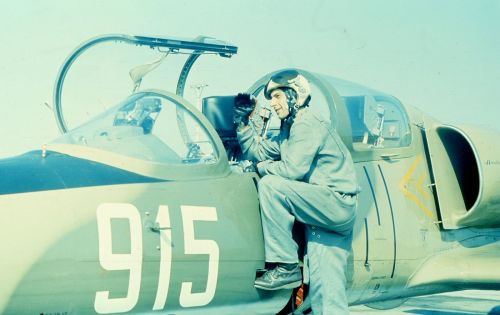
[53,34,237,133]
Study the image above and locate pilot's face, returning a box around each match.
[270,89,289,120]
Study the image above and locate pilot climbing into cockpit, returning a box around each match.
[234,70,359,314]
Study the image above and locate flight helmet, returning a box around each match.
[264,69,311,107]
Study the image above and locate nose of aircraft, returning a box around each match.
[0,150,70,195]
[0,149,162,196]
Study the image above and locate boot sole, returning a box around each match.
[254,280,302,291]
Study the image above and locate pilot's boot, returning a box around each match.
[254,263,302,290]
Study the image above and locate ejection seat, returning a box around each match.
[202,95,241,161]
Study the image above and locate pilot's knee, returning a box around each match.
[258,175,286,200]
[257,174,283,190]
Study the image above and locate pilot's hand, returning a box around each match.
[238,160,257,173]
[256,161,265,177]
[234,93,257,127]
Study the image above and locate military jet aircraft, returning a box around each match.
[1,34,499,315]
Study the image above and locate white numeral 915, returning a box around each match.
[94,203,219,314]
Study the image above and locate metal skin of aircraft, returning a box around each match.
[0,34,499,315]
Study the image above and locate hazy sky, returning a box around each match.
[0,0,499,157]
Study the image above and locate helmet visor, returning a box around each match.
[264,70,301,99]
[269,70,300,85]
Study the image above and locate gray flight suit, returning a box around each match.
[238,106,358,314]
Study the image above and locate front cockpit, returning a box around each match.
[53,91,219,165]
[44,34,239,179]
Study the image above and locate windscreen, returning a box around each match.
[52,91,218,164]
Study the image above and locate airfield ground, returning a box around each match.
[350,290,500,314]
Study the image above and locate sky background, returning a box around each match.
[0,0,499,157]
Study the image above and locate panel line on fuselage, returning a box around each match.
[364,218,370,267]
[378,164,397,279]
[363,166,381,226]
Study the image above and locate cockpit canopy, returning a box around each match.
[327,75,412,150]
[53,34,237,133]
[53,91,219,165]
[50,34,413,169]
[246,70,412,152]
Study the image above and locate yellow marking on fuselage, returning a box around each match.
[399,154,434,218]
[417,172,431,200]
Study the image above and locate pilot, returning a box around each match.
[234,69,359,314]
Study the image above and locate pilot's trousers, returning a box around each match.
[258,175,355,315]
[306,226,352,314]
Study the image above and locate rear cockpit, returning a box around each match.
[324,76,412,152]
[201,70,414,164]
